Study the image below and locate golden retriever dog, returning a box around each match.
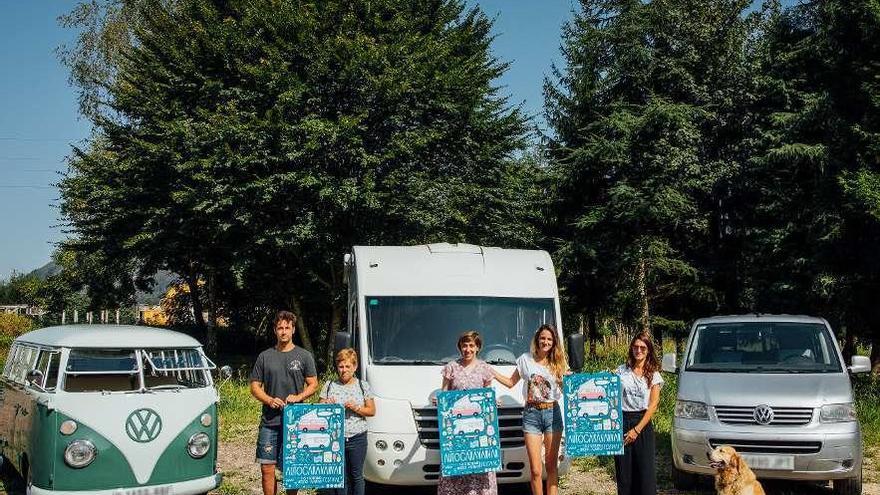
[708,445,766,495]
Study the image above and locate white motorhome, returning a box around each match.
[338,244,584,486]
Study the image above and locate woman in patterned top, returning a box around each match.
[438,330,505,495]
[319,348,376,495]
[495,324,568,495]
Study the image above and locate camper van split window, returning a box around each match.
[64,349,140,392]
[366,296,556,365]
[142,348,212,389]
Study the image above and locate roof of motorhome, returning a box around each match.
[14,325,202,348]
[351,244,558,298]
[693,314,828,325]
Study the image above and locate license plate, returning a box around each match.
[113,485,174,495]
[741,454,794,471]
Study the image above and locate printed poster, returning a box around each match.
[437,387,502,477]
[282,403,345,489]
[562,372,624,457]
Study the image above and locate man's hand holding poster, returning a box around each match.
[563,372,624,457]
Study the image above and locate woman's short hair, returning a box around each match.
[457,330,482,351]
[335,348,358,367]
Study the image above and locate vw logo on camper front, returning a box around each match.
[126,408,163,442]
[753,404,775,425]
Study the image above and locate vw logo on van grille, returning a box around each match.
[126,408,163,442]
[753,404,775,425]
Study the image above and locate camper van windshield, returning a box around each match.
[365,296,556,365]
[686,322,842,373]
[63,348,212,392]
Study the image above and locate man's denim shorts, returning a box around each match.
[256,425,283,465]
[522,402,563,434]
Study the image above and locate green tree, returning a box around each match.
[59,0,535,359]
[546,0,759,345]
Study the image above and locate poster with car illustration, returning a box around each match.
[437,387,502,476]
[282,404,345,489]
[562,372,624,456]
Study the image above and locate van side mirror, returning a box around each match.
[662,353,677,373]
[566,333,585,372]
[220,365,233,379]
[849,355,871,374]
[334,331,352,354]
[26,369,45,389]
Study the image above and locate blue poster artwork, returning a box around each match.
[281,403,345,490]
[562,372,624,457]
[437,387,502,477]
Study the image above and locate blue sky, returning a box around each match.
[0,1,577,280]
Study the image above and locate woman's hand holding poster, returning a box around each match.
[563,372,624,457]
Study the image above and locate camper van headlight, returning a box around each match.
[64,440,96,468]
[675,400,709,420]
[187,432,211,458]
[820,403,856,423]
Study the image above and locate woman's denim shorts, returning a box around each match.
[522,402,563,434]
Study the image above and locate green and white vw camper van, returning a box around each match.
[0,324,222,495]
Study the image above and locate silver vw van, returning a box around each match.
[0,324,222,494]
[664,315,871,495]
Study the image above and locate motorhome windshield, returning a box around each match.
[365,296,556,365]
[685,322,842,373]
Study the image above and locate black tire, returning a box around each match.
[832,468,862,495]
[672,465,699,491]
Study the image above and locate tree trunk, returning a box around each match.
[204,271,217,357]
[871,334,880,374]
[326,302,345,368]
[842,325,855,364]
[290,295,314,353]
[637,256,650,334]
[186,273,208,335]
[587,310,598,359]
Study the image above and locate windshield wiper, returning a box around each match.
[486,359,515,365]
[376,359,446,365]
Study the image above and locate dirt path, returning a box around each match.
[217,442,880,495]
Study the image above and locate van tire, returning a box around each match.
[832,469,862,495]
[672,465,699,490]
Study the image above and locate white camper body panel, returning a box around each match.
[347,244,569,486]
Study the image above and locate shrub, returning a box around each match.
[0,313,34,338]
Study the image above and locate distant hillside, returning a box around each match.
[27,261,175,305]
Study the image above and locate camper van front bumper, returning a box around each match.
[30,473,222,495]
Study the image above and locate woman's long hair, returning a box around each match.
[626,331,660,387]
[530,324,568,383]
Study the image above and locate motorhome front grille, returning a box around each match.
[709,438,822,454]
[412,406,524,449]
[714,406,814,426]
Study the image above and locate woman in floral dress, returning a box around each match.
[438,330,501,495]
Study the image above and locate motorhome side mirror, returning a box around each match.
[566,333,585,372]
[849,355,871,374]
[26,369,44,388]
[662,352,677,373]
[220,365,233,379]
[334,331,352,353]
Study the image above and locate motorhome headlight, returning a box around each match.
[820,403,856,423]
[392,440,405,452]
[675,400,709,420]
[59,420,78,435]
[200,413,213,427]
[375,440,388,451]
[187,432,211,458]
[64,440,96,468]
